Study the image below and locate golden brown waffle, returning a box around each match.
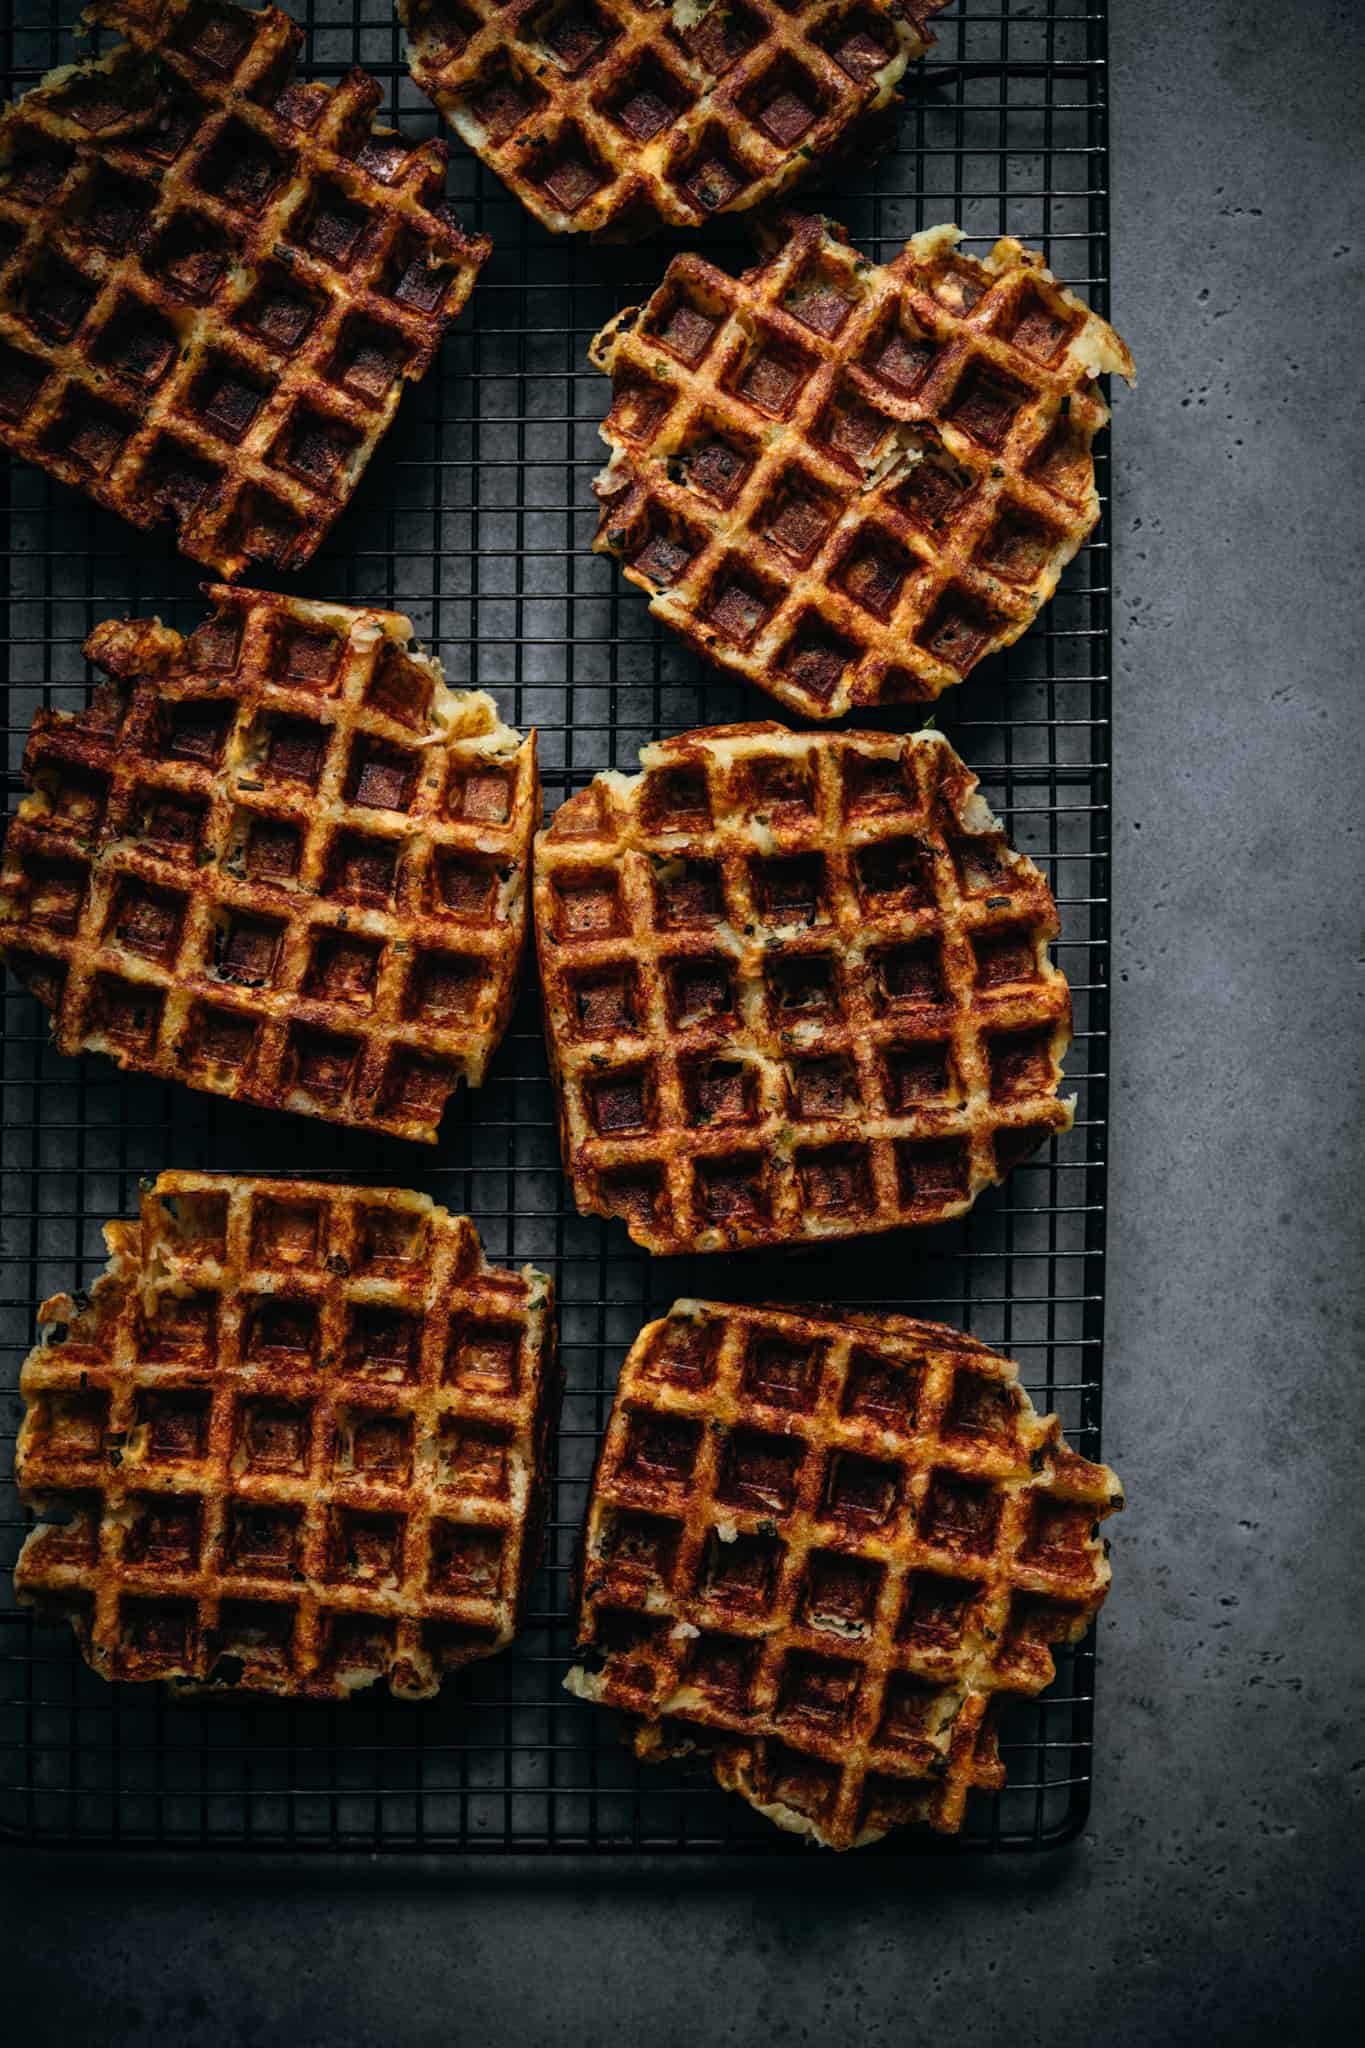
[567,1299,1121,1847]
[533,722,1072,1256]
[400,1,947,238]
[0,586,538,1141]
[0,0,490,576]
[14,1172,560,1699]
[590,212,1134,715]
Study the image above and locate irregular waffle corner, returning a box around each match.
[589,212,1134,714]
[400,0,948,238]
[0,0,490,576]
[0,586,539,1141]
[14,1172,561,1699]
[567,1299,1122,1848]
[534,722,1073,1256]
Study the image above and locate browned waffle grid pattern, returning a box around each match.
[15,1173,559,1697]
[535,724,1072,1256]
[569,1301,1121,1847]
[0,0,489,575]
[0,585,539,1139]
[401,0,947,239]
[1,0,1117,1855]
[590,212,1131,717]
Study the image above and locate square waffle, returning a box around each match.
[400,0,947,238]
[567,1299,1122,1847]
[0,585,539,1141]
[590,212,1134,715]
[0,0,490,576]
[14,1172,560,1699]
[533,722,1072,1256]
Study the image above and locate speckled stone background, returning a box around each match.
[3,1,1362,2040]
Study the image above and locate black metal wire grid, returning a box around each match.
[0,0,1117,1854]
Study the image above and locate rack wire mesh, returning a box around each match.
[0,0,1116,1853]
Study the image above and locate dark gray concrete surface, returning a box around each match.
[3,3,1363,2041]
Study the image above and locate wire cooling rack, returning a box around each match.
[0,0,1117,1853]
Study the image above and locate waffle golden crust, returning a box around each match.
[0,0,490,577]
[567,1300,1122,1847]
[0,587,538,1141]
[533,723,1072,1256]
[590,213,1134,716]
[14,1173,560,1699]
[400,2,947,240]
